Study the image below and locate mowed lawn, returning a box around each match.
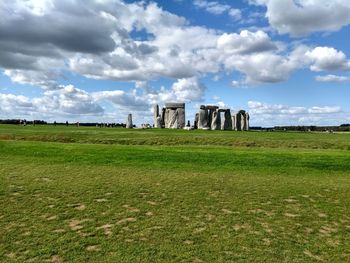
[1,125,350,262]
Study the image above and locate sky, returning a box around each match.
[1,0,350,127]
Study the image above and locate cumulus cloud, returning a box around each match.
[0,76,206,122]
[251,0,350,36]
[194,0,241,19]
[228,45,310,85]
[2,0,350,90]
[306,47,350,72]
[315,74,350,83]
[1,0,350,123]
[248,101,341,115]
[0,85,103,120]
[171,77,206,102]
[217,30,277,55]
[0,93,35,116]
[34,85,104,115]
[248,101,343,126]
[92,89,150,112]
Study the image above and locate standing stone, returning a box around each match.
[207,106,218,128]
[161,107,166,128]
[166,109,178,128]
[163,103,185,129]
[241,111,246,131]
[211,109,221,130]
[223,109,232,130]
[198,105,209,129]
[154,104,162,128]
[126,114,133,129]
[245,112,250,131]
[154,104,159,120]
[177,107,186,129]
[221,119,225,130]
[232,114,236,130]
[156,116,162,128]
[236,112,242,131]
[194,113,199,129]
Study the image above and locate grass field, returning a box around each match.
[1,125,350,262]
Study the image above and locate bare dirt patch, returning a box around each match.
[117,217,137,225]
[122,204,140,213]
[75,204,86,211]
[86,245,101,252]
[284,213,300,218]
[97,224,113,236]
[95,198,108,202]
[51,255,63,263]
[304,250,323,261]
[68,219,84,231]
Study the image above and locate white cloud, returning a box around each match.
[251,0,350,36]
[306,47,350,72]
[248,100,343,126]
[217,30,277,55]
[92,89,149,112]
[193,0,241,20]
[0,85,103,119]
[315,74,350,83]
[0,93,35,116]
[0,76,206,123]
[4,69,61,90]
[171,77,206,102]
[2,0,350,91]
[1,0,350,124]
[34,85,104,115]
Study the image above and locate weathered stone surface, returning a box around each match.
[206,105,219,110]
[165,109,177,128]
[198,108,209,129]
[154,104,162,128]
[126,114,133,129]
[223,109,232,130]
[161,103,186,129]
[231,115,236,130]
[165,103,185,109]
[245,112,250,131]
[235,112,242,131]
[211,109,221,130]
[240,111,246,131]
[208,109,214,128]
[161,107,166,128]
[194,113,199,129]
[156,116,162,128]
[154,104,159,120]
[196,105,249,131]
[177,108,186,129]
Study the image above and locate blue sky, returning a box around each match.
[1,0,350,126]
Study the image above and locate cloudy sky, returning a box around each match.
[1,0,350,126]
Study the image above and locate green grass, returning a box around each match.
[0,125,350,262]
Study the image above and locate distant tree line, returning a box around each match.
[1,119,349,131]
[273,125,350,132]
[0,119,47,125]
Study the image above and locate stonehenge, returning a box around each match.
[232,110,249,131]
[153,103,186,129]
[153,103,249,131]
[196,105,249,131]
